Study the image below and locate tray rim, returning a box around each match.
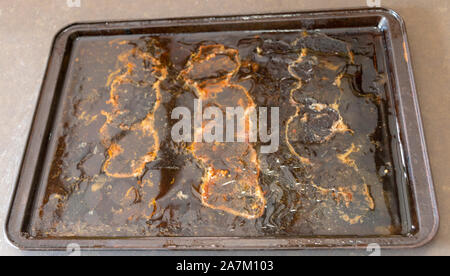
[5,7,439,251]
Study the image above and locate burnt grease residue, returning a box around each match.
[31,31,404,237]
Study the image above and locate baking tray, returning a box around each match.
[6,8,438,250]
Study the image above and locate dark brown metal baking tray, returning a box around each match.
[6,8,438,250]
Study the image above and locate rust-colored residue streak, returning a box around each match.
[403,41,409,63]
[180,45,266,219]
[101,41,167,178]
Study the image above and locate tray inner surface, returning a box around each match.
[26,23,411,238]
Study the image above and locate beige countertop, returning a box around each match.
[0,0,448,256]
